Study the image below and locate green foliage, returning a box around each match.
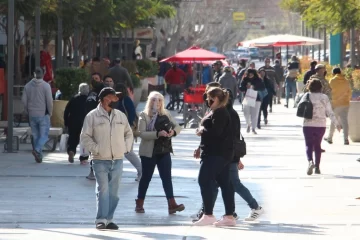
[281,0,360,33]
[122,61,138,75]
[130,73,141,88]
[136,60,158,78]
[55,68,90,100]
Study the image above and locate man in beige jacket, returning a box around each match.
[81,87,133,230]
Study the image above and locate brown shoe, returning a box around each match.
[135,199,145,213]
[68,151,74,163]
[168,198,185,214]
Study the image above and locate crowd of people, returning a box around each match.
[20,50,354,230]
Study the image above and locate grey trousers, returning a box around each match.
[328,106,349,141]
[244,101,262,130]
[125,141,142,178]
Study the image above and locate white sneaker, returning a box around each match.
[244,207,264,221]
[213,216,236,227]
[193,215,217,226]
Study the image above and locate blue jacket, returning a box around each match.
[116,96,136,126]
[202,66,212,84]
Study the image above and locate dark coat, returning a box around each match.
[64,94,88,129]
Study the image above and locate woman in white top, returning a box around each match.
[301,79,341,175]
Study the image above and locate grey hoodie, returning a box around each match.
[22,78,53,117]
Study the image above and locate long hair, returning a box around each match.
[207,87,229,108]
[144,91,167,116]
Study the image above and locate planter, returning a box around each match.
[296,81,304,93]
[133,87,143,108]
[348,101,360,142]
[51,100,68,128]
[140,78,149,101]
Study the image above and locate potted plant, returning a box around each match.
[136,60,159,100]
[131,73,142,108]
[347,68,360,142]
[52,68,89,128]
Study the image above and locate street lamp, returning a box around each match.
[7,0,15,152]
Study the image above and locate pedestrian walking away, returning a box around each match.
[135,91,185,215]
[300,80,341,176]
[63,83,90,164]
[80,87,134,230]
[193,87,235,227]
[21,67,53,163]
[274,59,285,104]
[284,56,300,108]
[324,68,351,145]
[115,83,142,181]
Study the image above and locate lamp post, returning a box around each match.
[35,5,40,67]
[7,0,15,152]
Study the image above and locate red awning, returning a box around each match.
[160,46,226,63]
[237,34,323,47]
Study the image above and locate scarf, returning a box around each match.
[146,98,161,131]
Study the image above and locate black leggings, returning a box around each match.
[198,156,234,215]
[258,95,270,125]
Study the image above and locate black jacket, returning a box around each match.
[239,77,266,101]
[226,104,241,163]
[263,76,276,96]
[64,94,88,129]
[85,84,104,115]
[200,107,233,161]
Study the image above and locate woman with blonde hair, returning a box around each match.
[135,91,185,214]
[193,87,236,227]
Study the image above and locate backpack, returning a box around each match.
[296,93,313,119]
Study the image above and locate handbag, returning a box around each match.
[234,133,246,158]
[242,88,257,107]
[296,93,313,119]
[59,134,69,152]
[258,88,268,101]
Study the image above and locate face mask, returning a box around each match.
[108,101,118,109]
[91,79,102,88]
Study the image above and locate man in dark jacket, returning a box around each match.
[213,61,223,82]
[274,60,284,104]
[64,83,90,164]
[219,66,237,103]
[107,58,133,90]
[303,60,318,85]
[258,58,278,111]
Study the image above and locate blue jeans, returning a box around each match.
[29,115,50,154]
[229,162,259,209]
[285,78,297,105]
[138,153,174,200]
[92,160,123,224]
[211,162,259,211]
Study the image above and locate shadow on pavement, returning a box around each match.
[223,223,325,235]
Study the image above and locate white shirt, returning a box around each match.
[303,93,339,128]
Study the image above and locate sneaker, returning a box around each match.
[321,149,326,153]
[284,104,288,108]
[247,126,251,133]
[106,222,119,230]
[86,170,96,180]
[193,215,217,226]
[68,151,75,163]
[257,125,261,129]
[233,212,239,220]
[307,161,315,175]
[244,207,264,221]
[213,216,236,227]
[191,209,204,221]
[252,129,257,135]
[357,158,360,162]
[269,108,272,113]
[314,167,321,174]
[96,222,106,230]
[264,119,268,125]
[32,150,42,163]
[324,138,333,144]
[344,139,350,145]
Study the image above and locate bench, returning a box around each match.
[1,121,30,151]
[27,127,63,152]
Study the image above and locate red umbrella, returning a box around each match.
[160,46,226,63]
